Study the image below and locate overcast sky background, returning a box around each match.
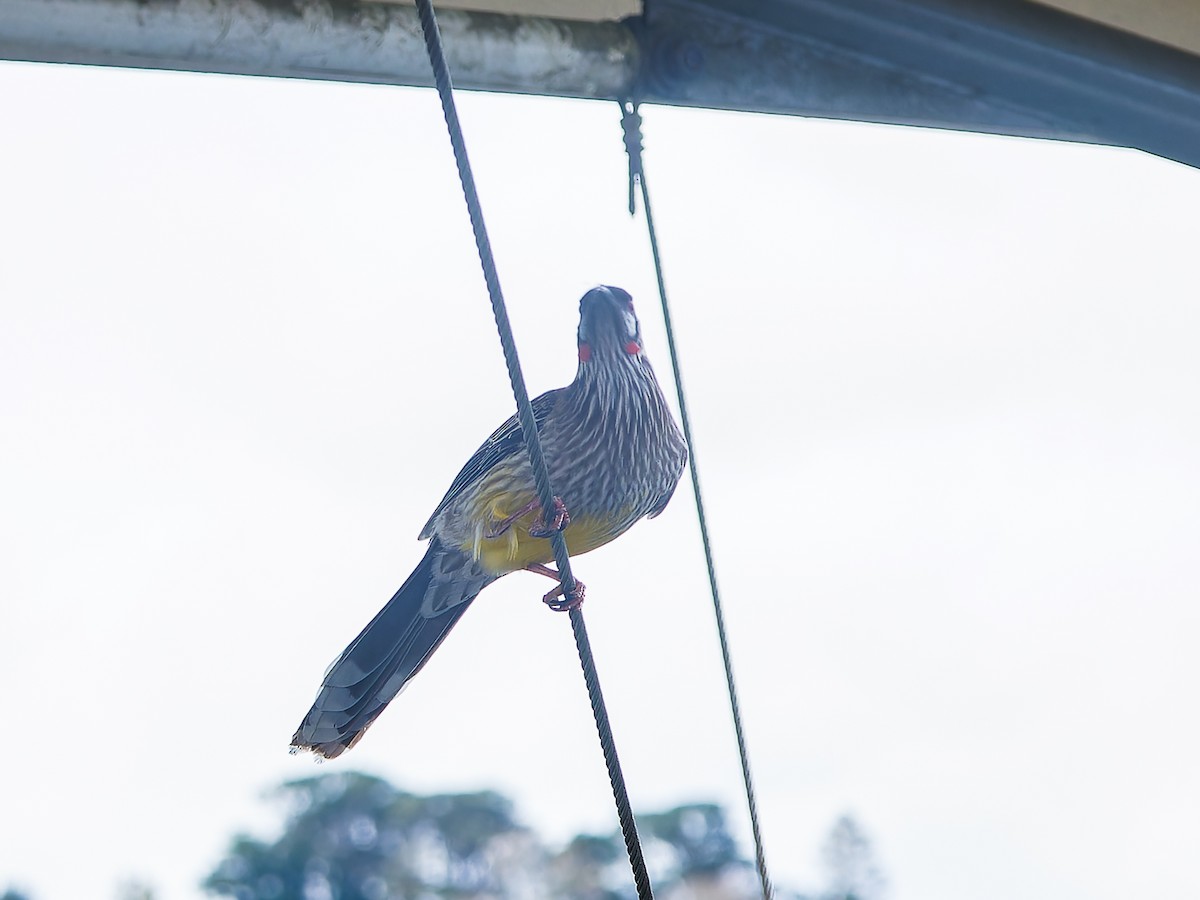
[2,57,1199,900]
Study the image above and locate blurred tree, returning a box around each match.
[203,772,540,899]
[204,772,854,900]
[115,878,157,900]
[546,833,626,900]
[1,889,34,900]
[641,804,739,878]
[821,815,885,900]
[639,803,758,899]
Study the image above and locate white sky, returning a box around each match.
[2,59,1198,900]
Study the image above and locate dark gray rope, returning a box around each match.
[412,3,653,897]
[621,100,776,900]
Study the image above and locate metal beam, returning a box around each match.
[0,0,637,98]
[637,0,1200,166]
[5,0,1200,167]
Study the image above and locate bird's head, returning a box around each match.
[576,285,643,365]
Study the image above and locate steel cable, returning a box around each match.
[413,3,654,897]
[621,99,775,900]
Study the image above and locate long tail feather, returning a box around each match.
[290,539,483,758]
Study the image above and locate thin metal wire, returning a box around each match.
[412,3,653,897]
[621,99,776,900]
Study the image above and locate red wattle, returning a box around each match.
[625,341,640,354]
[578,343,591,362]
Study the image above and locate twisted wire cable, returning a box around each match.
[413,3,654,897]
[621,99,775,900]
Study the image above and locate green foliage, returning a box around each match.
[203,772,533,900]
[204,771,869,899]
[641,803,740,878]
[546,834,626,900]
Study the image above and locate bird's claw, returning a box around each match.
[542,578,586,612]
[485,496,541,539]
[525,561,584,611]
[529,496,571,538]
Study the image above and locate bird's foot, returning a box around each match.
[485,497,542,539]
[528,496,571,538]
[526,563,586,612]
[543,579,586,612]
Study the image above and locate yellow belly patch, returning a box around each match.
[459,491,627,575]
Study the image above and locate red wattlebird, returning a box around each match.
[291,286,687,758]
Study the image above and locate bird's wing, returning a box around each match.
[647,480,679,519]
[418,388,563,539]
[647,443,688,518]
